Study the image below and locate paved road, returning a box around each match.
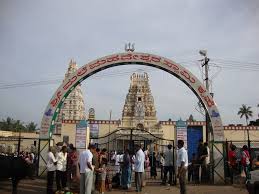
[0,178,248,194]
[0,178,46,194]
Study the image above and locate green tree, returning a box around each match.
[238,104,253,144]
[1,117,15,131]
[238,104,253,125]
[26,122,38,132]
[13,120,26,132]
[0,117,26,132]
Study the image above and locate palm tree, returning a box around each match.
[238,104,253,125]
[238,104,253,142]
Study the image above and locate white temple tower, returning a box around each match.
[54,60,86,134]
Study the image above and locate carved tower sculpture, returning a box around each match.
[121,72,158,130]
[55,60,86,133]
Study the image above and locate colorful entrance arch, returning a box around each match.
[40,52,224,141]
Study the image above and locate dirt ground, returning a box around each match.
[0,178,248,194]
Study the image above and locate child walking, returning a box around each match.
[97,157,107,194]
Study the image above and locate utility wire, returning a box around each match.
[212,62,259,69]
[210,58,259,71]
[212,58,259,66]
[0,58,258,89]
[210,64,259,72]
[0,61,199,90]
[0,67,159,90]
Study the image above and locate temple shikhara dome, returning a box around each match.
[55,60,86,134]
[121,72,158,131]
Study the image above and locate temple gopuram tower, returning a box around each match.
[121,72,158,130]
[55,60,86,134]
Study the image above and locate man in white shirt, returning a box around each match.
[134,145,145,192]
[160,153,165,180]
[114,153,121,173]
[162,144,174,185]
[30,152,35,163]
[177,140,188,194]
[79,144,94,194]
[46,147,57,194]
[56,146,68,191]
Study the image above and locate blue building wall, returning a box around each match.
[187,126,203,161]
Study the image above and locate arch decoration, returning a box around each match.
[40,52,224,141]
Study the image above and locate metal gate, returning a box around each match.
[211,141,227,184]
[211,139,259,184]
[91,127,177,185]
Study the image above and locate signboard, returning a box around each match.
[176,119,187,149]
[89,123,99,139]
[75,120,87,149]
[40,108,54,138]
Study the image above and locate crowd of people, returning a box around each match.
[0,137,258,194]
[46,140,189,194]
[0,150,36,164]
[109,140,188,194]
[187,140,210,184]
[0,150,37,181]
[45,139,259,194]
[46,143,112,194]
[228,143,259,183]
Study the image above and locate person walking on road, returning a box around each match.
[121,149,131,190]
[149,152,157,179]
[56,146,68,192]
[46,146,57,194]
[241,145,251,180]
[79,144,95,194]
[134,145,145,192]
[162,144,174,186]
[177,140,188,194]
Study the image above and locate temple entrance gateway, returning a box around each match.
[92,127,176,184]
[40,51,225,182]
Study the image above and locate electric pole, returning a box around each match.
[199,50,210,142]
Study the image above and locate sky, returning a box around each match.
[0,0,259,127]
